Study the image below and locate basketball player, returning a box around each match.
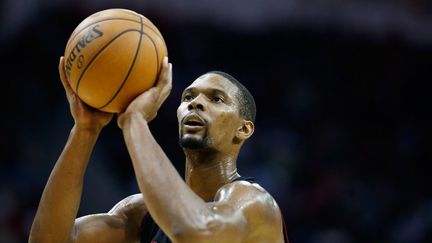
[29,56,288,243]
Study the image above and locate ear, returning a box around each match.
[235,120,255,142]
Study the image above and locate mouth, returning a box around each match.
[184,120,204,126]
[182,114,205,129]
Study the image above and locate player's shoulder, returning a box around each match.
[74,194,147,242]
[215,178,282,223]
[216,178,278,203]
[108,193,146,215]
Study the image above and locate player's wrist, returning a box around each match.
[117,110,147,129]
[73,122,104,134]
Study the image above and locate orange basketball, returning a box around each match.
[63,8,168,113]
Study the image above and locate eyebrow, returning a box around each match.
[182,87,229,97]
[181,87,195,96]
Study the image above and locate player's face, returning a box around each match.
[177,73,243,151]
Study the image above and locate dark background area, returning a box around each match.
[1,0,432,242]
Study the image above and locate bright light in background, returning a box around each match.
[2,0,432,44]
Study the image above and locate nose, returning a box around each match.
[187,95,205,111]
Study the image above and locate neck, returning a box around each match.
[184,149,240,202]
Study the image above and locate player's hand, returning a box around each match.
[59,56,113,130]
[117,56,172,127]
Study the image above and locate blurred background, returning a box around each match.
[1,0,432,242]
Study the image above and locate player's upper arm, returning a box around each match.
[72,194,147,243]
[175,181,283,243]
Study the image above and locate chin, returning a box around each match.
[180,133,210,149]
[180,135,204,149]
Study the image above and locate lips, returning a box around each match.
[182,113,205,128]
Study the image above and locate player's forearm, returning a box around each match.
[122,113,211,239]
[29,125,101,243]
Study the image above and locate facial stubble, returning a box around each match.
[179,129,210,149]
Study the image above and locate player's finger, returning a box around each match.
[155,56,171,91]
[159,62,172,102]
[58,57,74,97]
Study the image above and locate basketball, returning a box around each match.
[63,8,168,113]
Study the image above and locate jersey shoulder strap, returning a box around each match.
[140,213,159,242]
[281,210,290,243]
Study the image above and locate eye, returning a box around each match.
[212,96,224,103]
[182,94,194,102]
